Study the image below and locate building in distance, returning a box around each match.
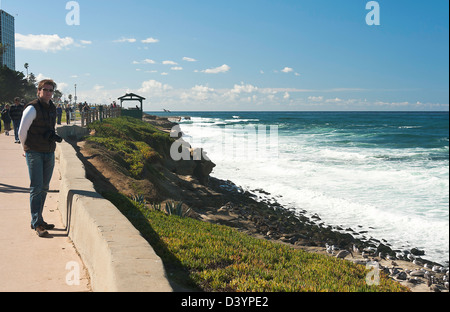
[0,9,15,70]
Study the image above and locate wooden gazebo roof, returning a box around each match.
[118,93,146,108]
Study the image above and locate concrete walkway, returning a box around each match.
[0,130,91,292]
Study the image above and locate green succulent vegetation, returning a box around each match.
[86,116,173,179]
[105,192,409,292]
[150,201,191,218]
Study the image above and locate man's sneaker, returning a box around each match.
[35,225,49,237]
[30,222,55,230]
[42,222,55,230]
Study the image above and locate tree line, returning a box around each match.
[1,44,62,104]
[0,64,63,106]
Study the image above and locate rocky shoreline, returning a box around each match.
[204,178,449,292]
[80,114,449,292]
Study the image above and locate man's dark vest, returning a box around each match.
[24,99,57,153]
[9,104,24,121]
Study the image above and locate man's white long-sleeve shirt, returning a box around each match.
[18,105,37,152]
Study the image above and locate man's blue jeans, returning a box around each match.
[13,119,21,141]
[25,151,55,229]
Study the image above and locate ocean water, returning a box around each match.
[147,111,449,265]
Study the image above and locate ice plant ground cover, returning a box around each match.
[105,192,409,292]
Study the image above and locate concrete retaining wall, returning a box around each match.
[56,127,173,292]
[56,124,90,141]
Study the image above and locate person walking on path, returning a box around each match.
[9,97,25,143]
[56,104,63,125]
[64,104,72,125]
[1,104,12,136]
[18,79,61,237]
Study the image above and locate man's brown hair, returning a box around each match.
[37,79,57,90]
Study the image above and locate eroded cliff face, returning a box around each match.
[79,115,216,205]
[143,114,216,186]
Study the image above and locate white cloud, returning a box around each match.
[223,83,258,101]
[113,37,136,43]
[201,64,230,74]
[58,82,69,92]
[15,34,75,52]
[141,37,159,43]
[133,59,156,65]
[281,67,294,73]
[230,83,258,94]
[192,85,215,93]
[138,80,172,93]
[326,97,343,103]
[171,67,183,71]
[93,85,104,91]
[308,96,324,102]
[183,57,197,62]
[65,80,447,112]
[374,101,410,107]
[35,73,51,82]
[163,60,178,65]
[261,87,314,93]
[181,85,216,101]
[80,40,92,45]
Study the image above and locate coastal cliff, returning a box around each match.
[78,115,216,202]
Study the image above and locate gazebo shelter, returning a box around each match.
[117,93,146,119]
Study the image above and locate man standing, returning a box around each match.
[9,97,24,143]
[19,80,60,237]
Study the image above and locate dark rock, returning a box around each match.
[396,272,407,280]
[311,214,321,221]
[376,243,392,255]
[411,248,425,256]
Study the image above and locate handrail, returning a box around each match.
[80,107,122,127]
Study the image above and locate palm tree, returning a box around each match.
[24,63,29,79]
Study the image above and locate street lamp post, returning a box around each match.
[74,84,78,125]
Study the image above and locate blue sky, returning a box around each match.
[2,0,449,111]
